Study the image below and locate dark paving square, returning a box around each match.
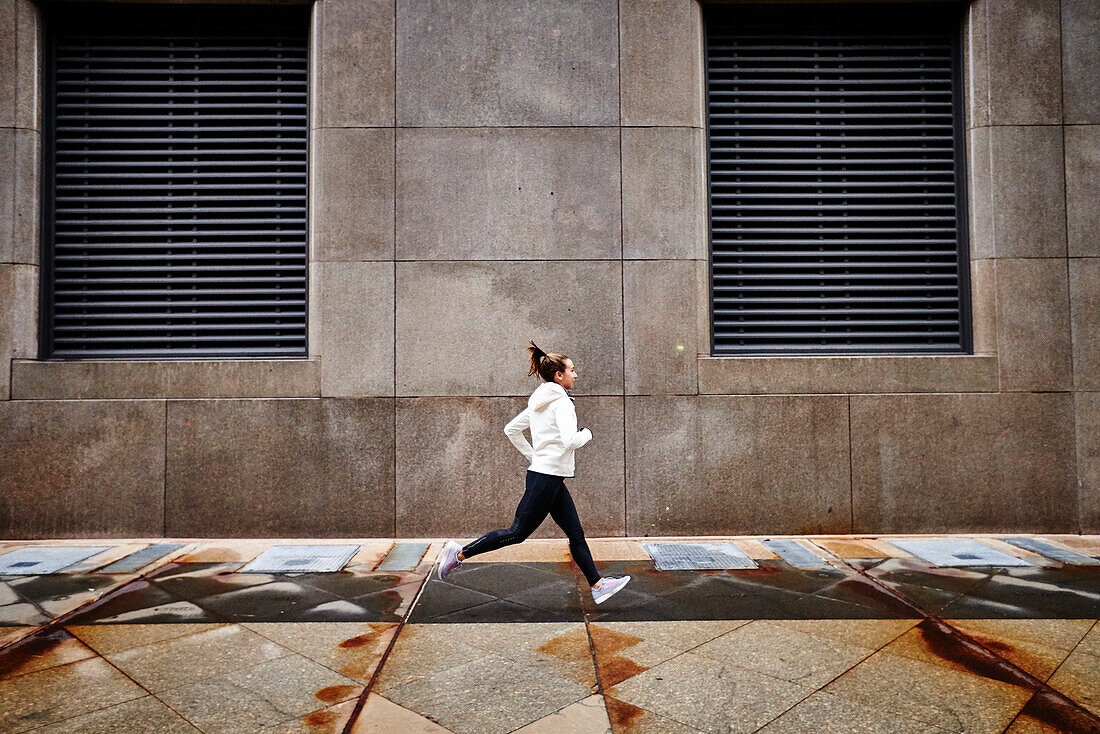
[6,574,118,607]
[66,579,220,625]
[410,563,585,623]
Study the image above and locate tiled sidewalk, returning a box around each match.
[0,535,1098,733]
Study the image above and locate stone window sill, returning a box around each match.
[10,359,321,400]
[697,354,998,394]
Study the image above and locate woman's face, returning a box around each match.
[555,359,577,390]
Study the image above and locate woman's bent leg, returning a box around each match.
[460,471,556,559]
[549,485,601,587]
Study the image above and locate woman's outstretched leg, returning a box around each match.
[548,484,601,587]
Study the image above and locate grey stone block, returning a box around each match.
[0,263,36,399]
[0,400,166,538]
[313,0,394,127]
[1062,0,1100,123]
[966,1,990,129]
[1066,125,1100,257]
[396,0,618,126]
[971,258,997,355]
[1071,258,1100,391]
[165,398,395,537]
[620,0,704,127]
[987,0,1062,124]
[622,127,706,260]
[312,127,394,262]
[11,359,321,400]
[625,396,851,536]
[996,258,1073,391]
[697,355,998,395]
[0,0,39,130]
[395,128,621,261]
[624,260,699,395]
[989,126,1066,258]
[0,127,38,264]
[396,261,624,396]
[395,396,623,537]
[966,127,993,260]
[851,392,1077,533]
[319,261,394,397]
[1077,391,1100,532]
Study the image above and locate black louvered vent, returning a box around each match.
[705,3,970,355]
[43,5,309,359]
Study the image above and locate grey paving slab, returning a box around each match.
[642,542,757,571]
[762,539,832,569]
[377,542,430,572]
[1003,537,1100,565]
[239,545,359,574]
[97,544,185,574]
[887,539,1031,568]
[0,547,113,575]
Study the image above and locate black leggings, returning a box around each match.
[461,470,601,586]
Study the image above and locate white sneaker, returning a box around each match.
[438,540,462,580]
[592,575,630,604]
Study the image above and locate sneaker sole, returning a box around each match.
[594,576,630,604]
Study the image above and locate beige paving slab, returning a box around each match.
[944,618,1094,680]
[0,629,97,681]
[973,537,1049,560]
[155,653,362,734]
[593,620,751,653]
[1047,648,1100,717]
[609,651,813,734]
[769,619,918,651]
[243,621,399,684]
[589,621,751,688]
[0,625,33,647]
[445,622,597,688]
[810,538,891,559]
[0,656,147,733]
[67,622,229,656]
[861,539,912,558]
[31,694,199,733]
[513,693,611,733]
[266,698,359,734]
[349,693,452,733]
[1004,708,1071,734]
[0,603,50,626]
[382,651,591,734]
[604,696,704,733]
[106,623,290,692]
[176,541,273,563]
[589,540,650,562]
[1075,621,1100,658]
[731,539,780,560]
[691,620,875,689]
[374,623,489,693]
[1050,536,1100,555]
[460,539,571,564]
[349,541,395,569]
[758,690,950,733]
[824,651,1033,733]
[64,544,148,573]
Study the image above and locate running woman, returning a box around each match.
[436,342,631,605]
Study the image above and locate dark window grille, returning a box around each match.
[41,5,309,359]
[705,3,971,355]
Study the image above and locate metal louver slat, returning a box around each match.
[705,3,971,355]
[43,4,310,359]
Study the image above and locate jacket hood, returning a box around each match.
[529,381,568,412]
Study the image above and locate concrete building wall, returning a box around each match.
[1,0,1097,538]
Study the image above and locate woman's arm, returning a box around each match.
[555,400,592,450]
[504,407,535,461]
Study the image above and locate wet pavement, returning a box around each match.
[0,535,1098,733]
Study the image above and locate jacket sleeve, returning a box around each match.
[504,407,535,461]
[554,399,592,450]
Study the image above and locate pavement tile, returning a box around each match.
[444,621,597,687]
[592,620,750,653]
[0,625,32,646]
[603,696,704,733]
[265,698,359,733]
[732,539,779,560]
[589,623,680,687]
[243,621,399,683]
[513,693,611,733]
[609,651,813,734]
[30,694,199,733]
[691,620,875,689]
[823,651,1034,733]
[106,623,291,692]
[757,690,949,733]
[1074,620,1100,657]
[0,656,147,733]
[769,619,917,650]
[66,622,229,656]
[349,693,452,733]
[943,618,1095,680]
[1053,537,1100,555]
[1047,648,1100,717]
[176,542,272,563]
[590,541,650,562]
[938,569,1100,619]
[1003,712,1067,733]
[155,653,362,734]
[0,582,21,606]
[349,541,397,569]
[374,623,489,692]
[64,577,220,625]
[381,651,590,734]
[810,539,891,559]
[0,627,97,681]
[0,603,50,626]
[6,574,120,616]
[461,540,571,564]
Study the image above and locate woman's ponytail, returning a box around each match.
[526,341,568,382]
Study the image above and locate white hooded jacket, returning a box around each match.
[504,381,592,478]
